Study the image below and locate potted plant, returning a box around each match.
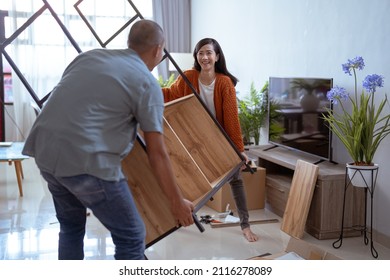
[157,73,176,88]
[237,82,267,145]
[322,56,390,187]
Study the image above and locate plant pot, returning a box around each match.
[346,163,379,188]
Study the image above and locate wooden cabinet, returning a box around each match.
[247,145,365,240]
[122,95,243,246]
[264,174,291,217]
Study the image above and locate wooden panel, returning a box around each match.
[281,160,319,239]
[122,129,213,245]
[122,140,176,245]
[162,121,211,201]
[164,95,241,184]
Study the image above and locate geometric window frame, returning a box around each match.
[1,0,242,159]
[0,1,82,109]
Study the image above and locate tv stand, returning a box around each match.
[262,144,278,152]
[312,158,325,165]
[247,145,365,240]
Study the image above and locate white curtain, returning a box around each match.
[153,0,191,80]
[4,0,152,141]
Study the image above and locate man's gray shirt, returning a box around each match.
[23,48,164,181]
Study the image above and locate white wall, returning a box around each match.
[191,0,390,243]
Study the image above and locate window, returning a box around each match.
[1,0,153,101]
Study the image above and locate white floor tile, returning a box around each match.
[1,158,389,260]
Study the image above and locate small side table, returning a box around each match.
[332,165,379,258]
[0,142,29,197]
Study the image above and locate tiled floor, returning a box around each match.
[1,158,390,260]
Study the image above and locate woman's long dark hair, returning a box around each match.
[193,38,239,86]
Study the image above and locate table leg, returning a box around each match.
[13,160,24,197]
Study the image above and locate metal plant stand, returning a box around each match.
[332,164,379,258]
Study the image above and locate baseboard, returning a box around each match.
[373,229,390,249]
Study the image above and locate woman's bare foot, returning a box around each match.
[242,227,258,242]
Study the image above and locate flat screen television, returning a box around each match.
[267,77,333,162]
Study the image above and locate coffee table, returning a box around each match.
[0,142,29,196]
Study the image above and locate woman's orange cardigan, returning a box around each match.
[162,69,244,152]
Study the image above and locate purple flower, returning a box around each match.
[362,74,384,93]
[326,56,390,165]
[327,86,349,104]
[342,56,365,75]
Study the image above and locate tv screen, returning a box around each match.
[268,77,333,161]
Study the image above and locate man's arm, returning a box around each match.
[143,131,194,227]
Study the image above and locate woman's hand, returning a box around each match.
[240,152,250,170]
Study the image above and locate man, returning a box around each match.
[22,19,194,260]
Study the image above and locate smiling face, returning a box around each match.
[196,43,219,72]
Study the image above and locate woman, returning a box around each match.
[163,38,258,242]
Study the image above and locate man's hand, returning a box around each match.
[171,198,194,227]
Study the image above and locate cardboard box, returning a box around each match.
[250,237,341,260]
[206,167,266,212]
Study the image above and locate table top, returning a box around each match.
[0,142,29,161]
[246,144,346,181]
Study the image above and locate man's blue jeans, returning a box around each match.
[40,171,146,260]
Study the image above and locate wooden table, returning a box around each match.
[0,142,29,196]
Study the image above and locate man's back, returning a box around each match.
[23,48,164,181]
